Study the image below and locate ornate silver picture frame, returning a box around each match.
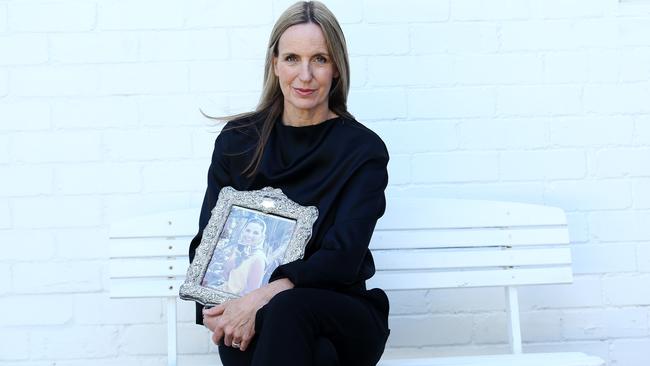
[180,186,319,306]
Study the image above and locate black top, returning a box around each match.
[188,114,390,326]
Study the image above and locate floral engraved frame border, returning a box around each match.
[180,186,318,306]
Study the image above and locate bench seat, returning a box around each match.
[378,352,604,366]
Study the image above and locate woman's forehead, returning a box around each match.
[278,23,328,54]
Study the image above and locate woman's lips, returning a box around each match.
[293,87,316,96]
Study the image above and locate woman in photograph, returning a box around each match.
[188,1,390,365]
[218,218,268,296]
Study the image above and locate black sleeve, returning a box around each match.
[269,149,389,289]
[188,132,231,325]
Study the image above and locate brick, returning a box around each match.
[529,0,609,18]
[0,263,9,294]
[104,128,193,161]
[543,51,590,83]
[0,199,9,228]
[13,261,103,293]
[347,89,407,121]
[8,1,95,32]
[142,161,205,192]
[566,212,589,244]
[385,290,430,315]
[500,150,586,181]
[177,323,211,354]
[118,324,168,355]
[12,131,102,163]
[427,287,505,313]
[500,21,578,51]
[98,63,188,95]
[13,196,103,228]
[571,243,637,274]
[0,135,9,163]
[0,34,48,66]
[97,0,184,30]
[104,192,193,224]
[349,56,367,88]
[473,313,508,344]
[52,97,138,129]
[0,295,73,325]
[412,152,499,183]
[411,23,499,54]
[0,3,6,32]
[74,293,162,325]
[10,65,98,97]
[50,32,138,64]
[521,310,563,342]
[591,211,650,242]
[142,95,227,128]
[585,83,650,114]
[574,19,619,48]
[140,29,230,61]
[0,165,53,196]
[387,154,410,185]
[189,60,264,93]
[385,185,458,201]
[451,0,530,20]
[454,182,546,205]
[186,0,273,27]
[585,49,621,83]
[273,0,363,24]
[454,54,543,85]
[550,117,634,147]
[620,19,650,46]
[228,27,271,60]
[518,275,603,309]
[192,128,225,159]
[409,88,496,119]
[0,329,29,360]
[524,340,609,361]
[595,148,650,178]
[562,308,648,340]
[368,56,455,87]
[604,274,650,306]
[0,68,7,96]
[610,339,650,366]
[30,326,119,359]
[55,228,108,260]
[620,48,650,82]
[387,314,472,347]
[51,358,163,366]
[345,25,409,56]
[0,229,56,260]
[364,0,449,23]
[0,99,51,131]
[496,86,582,116]
[635,116,650,144]
[638,243,650,272]
[459,118,548,150]
[54,163,141,195]
[545,180,630,211]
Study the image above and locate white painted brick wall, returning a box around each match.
[2,0,650,365]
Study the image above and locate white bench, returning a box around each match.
[108,198,605,366]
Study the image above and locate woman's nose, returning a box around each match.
[298,62,312,81]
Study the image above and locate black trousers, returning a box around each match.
[217,288,390,366]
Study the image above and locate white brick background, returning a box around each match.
[0,0,649,365]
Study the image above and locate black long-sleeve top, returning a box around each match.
[188,114,390,326]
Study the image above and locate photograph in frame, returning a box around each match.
[180,186,318,306]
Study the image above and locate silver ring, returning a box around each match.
[231,341,240,348]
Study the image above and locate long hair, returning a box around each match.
[202,1,354,177]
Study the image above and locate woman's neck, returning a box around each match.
[281,105,337,127]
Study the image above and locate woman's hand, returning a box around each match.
[203,278,294,351]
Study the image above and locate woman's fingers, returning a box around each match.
[203,304,225,316]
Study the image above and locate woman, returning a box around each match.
[188,2,390,365]
[218,218,268,296]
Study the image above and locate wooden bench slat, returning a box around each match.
[109,278,184,298]
[109,209,197,238]
[109,258,190,278]
[110,239,190,258]
[369,267,573,290]
[370,227,569,249]
[378,352,604,366]
[373,247,571,270]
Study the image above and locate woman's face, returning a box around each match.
[273,22,339,118]
[240,222,264,246]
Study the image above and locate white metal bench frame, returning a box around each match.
[108,198,605,366]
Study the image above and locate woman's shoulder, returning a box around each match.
[336,116,389,160]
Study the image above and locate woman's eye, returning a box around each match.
[285,55,298,62]
[314,56,327,63]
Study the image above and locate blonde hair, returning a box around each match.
[204,1,353,177]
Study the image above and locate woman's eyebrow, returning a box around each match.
[279,51,330,57]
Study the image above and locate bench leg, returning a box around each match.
[167,297,178,366]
